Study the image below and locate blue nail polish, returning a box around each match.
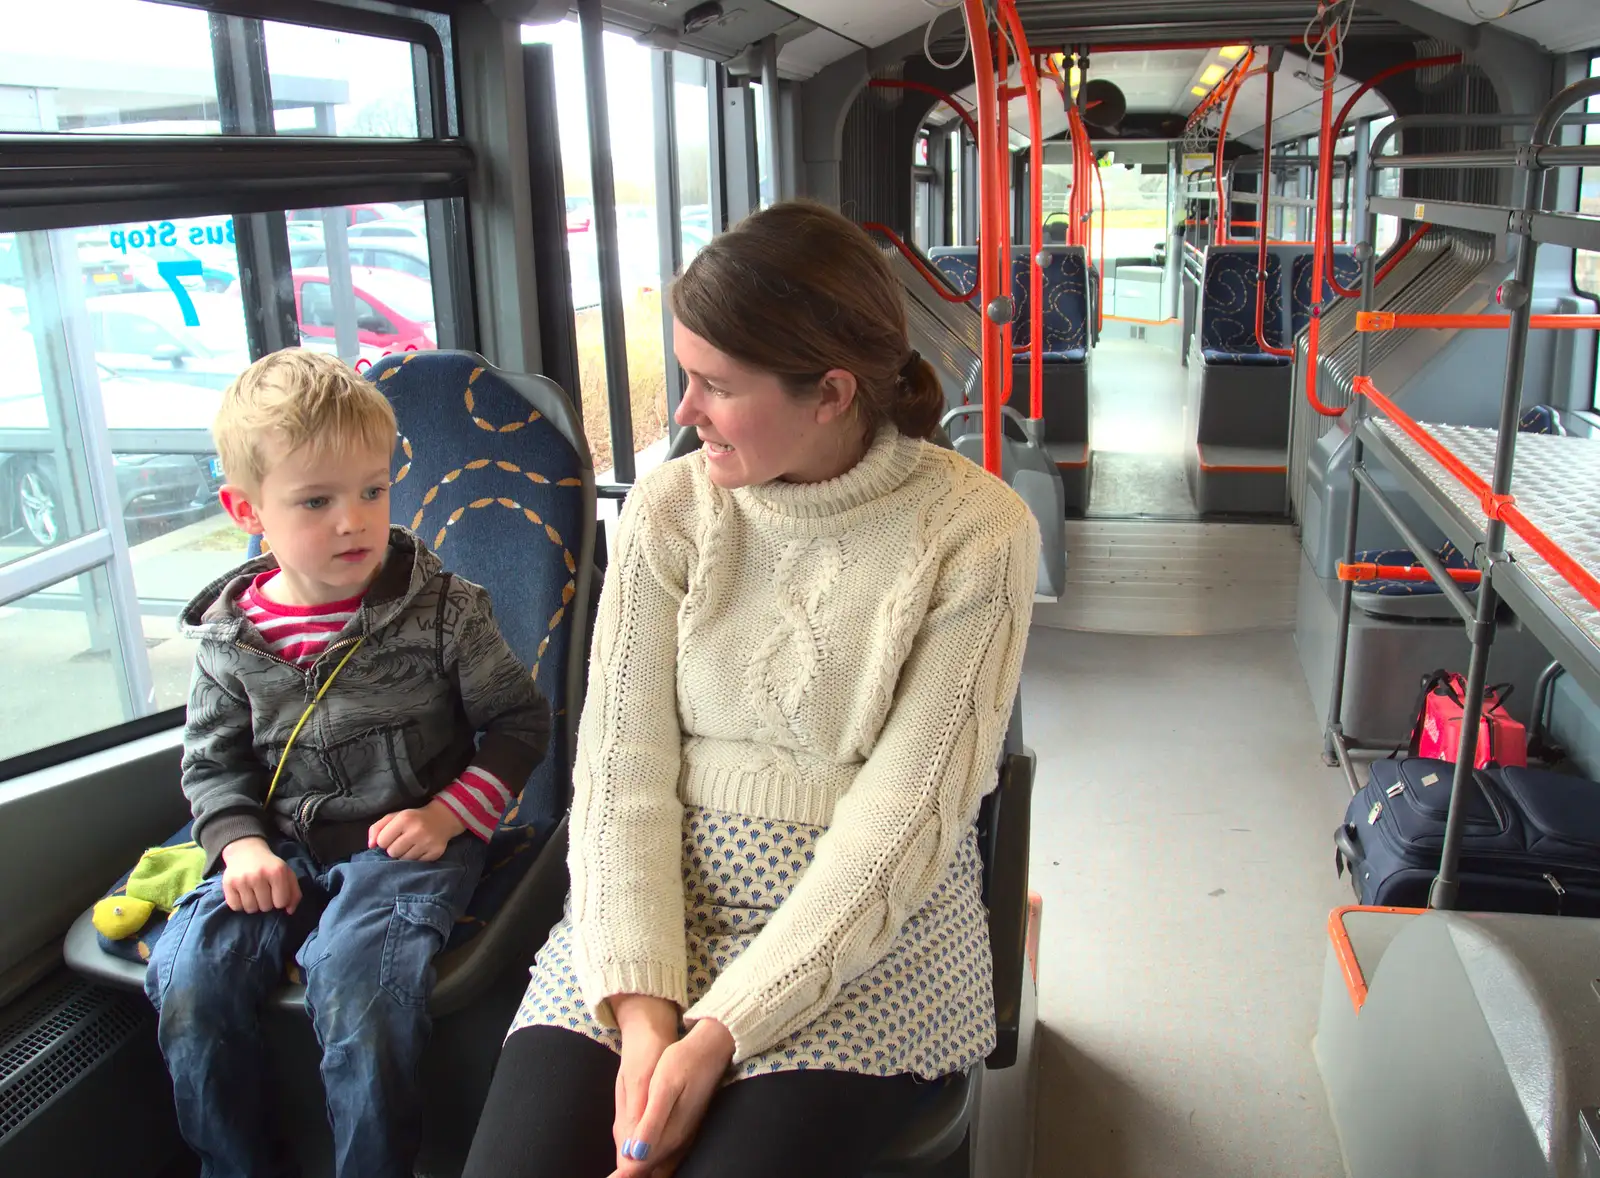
[622,1139,634,1157]
[631,1142,651,1161]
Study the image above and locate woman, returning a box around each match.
[464,201,1039,1178]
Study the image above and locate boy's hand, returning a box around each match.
[220,837,301,915]
[369,799,465,862]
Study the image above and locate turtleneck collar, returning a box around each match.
[732,426,925,520]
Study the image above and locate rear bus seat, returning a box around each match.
[929,245,1093,515]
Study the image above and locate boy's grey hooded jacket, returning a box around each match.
[178,527,550,871]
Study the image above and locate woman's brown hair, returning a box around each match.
[667,200,943,440]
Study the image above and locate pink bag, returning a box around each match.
[1408,669,1527,770]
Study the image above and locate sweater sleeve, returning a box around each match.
[568,482,690,1026]
[683,505,1039,1061]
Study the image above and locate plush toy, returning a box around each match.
[92,843,206,939]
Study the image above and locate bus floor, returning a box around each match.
[1023,593,1350,1175]
[1087,337,1196,520]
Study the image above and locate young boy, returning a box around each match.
[146,349,550,1178]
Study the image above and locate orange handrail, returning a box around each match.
[1375,221,1432,286]
[1323,54,1465,299]
[862,221,974,303]
[1337,562,1482,585]
[1357,312,1600,332]
[964,0,1002,475]
[1353,376,1600,613]
[1213,50,1257,245]
[995,20,1014,413]
[1255,64,1294,357]
[1092,125,1106,333]
[999,0,1044,422]
[867,79,979,143]
[1305,19,1342,417]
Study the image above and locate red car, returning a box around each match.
[294,268,437,359]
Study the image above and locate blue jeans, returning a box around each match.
[145,834,487,1178]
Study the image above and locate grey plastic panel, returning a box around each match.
[1317,911,1600,1178]
[0,731,190,981]
[1295,549,1552,744]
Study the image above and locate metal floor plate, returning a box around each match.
[1370,417,1600,667]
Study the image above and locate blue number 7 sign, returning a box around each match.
[156,259,205,326]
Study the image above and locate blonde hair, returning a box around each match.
[213,349,397,489]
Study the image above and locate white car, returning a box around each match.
[346,219,429,245]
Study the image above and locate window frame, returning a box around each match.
[0,0,471,783]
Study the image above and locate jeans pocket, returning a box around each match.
[379,895,454,1009]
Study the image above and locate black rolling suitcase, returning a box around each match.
[1335,757,1600,915]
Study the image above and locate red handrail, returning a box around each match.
[1255,65,1294,357]
[1338,562,1482,585]
[994,20,1014,413]
[964,0,1002,475]
[1213,51,1257,245]
[1353,376,1600,613]
[867,79,979,143]
[862,221,974,303]
[1376,221,1432,285]
[999,0,1044,421]
[1323,54,1464,299]
[1357,311,1600,331]
[1093,140,1107,333]
[1305,22,1343,417]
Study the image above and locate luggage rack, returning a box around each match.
[1322,75,1600,912]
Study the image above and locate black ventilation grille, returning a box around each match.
[0,975,146,1141]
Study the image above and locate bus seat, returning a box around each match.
[1290,249,1360,339]
[868,741,1036,1175]
[927,246,1092,361]
[942,404,1069,597]
[1197,250,1287,366]
[65,351,596,1174]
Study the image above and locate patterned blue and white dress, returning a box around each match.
[510,807,996,1082]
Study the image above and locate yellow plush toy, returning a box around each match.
[92,843,206,939]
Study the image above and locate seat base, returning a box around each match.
[1188,445,1287,516]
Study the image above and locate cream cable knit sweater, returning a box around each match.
[567,426,1039,1063]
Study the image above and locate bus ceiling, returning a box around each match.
[566,0,1600,138]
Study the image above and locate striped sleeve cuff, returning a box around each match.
[436,767,514,842]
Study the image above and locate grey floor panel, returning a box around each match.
[1036,520,1300,636]
[1022,627,1353,1178]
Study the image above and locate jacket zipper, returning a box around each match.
[234,636,361,836]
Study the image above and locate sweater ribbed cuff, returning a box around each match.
[587,959,689,1030]
[684,986,790,1065]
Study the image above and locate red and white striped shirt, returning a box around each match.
[239,571,362,667]
[240,569,514,842]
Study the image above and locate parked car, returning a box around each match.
[84,293,251,390]
[124,245,237,295]
[289,203,407,227]
[293,268,436,361]
[346,219,429,245]
[0,235,140,296]
[291,239,430,281]
[0,359,224,547]
[566,196,593,234]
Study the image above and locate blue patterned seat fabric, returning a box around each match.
[1351,541,1474,597]
[1289,251,1362,337]
[1200,251,1288,366]
[929,247,1089,362]
[95,351,587,968]
[1518,404,1567,436]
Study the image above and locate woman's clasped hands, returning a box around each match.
[609,994,736,1178]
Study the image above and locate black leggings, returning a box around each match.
[462,1026,933,1178]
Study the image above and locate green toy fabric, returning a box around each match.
[92,843,206,940]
